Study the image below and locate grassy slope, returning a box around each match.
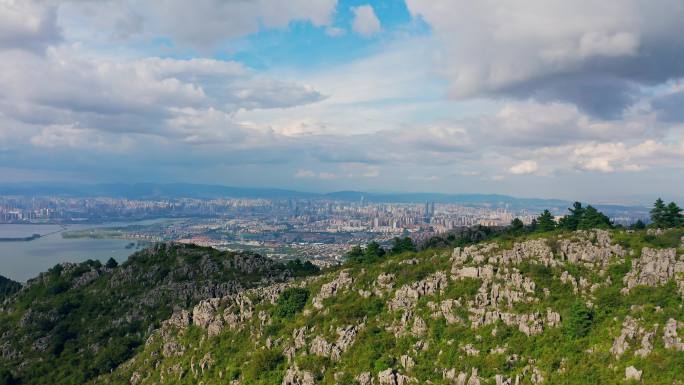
[0,244,311,385]
[101,228,684,385]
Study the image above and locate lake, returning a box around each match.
[0,221,166,282]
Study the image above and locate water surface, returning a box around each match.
[0,221,166,282]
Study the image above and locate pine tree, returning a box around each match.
[665,201,683,227]
[559,202,584,230]
[537,210,556,232]
[105,257,118,269]
[510,218,524,234]
[650,198,667,228]
[578,205,612,229]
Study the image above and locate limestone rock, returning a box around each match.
[622,248,683,293]
[356,372,374,385]
[282,365,316,385]
[559,230,624,266]
[313,270,353,309]
[634,326,656,358]
[310,323,364,361]
[663,318,684,351]
[377,368,414,385]
[388,272,448,311]
[162,340,185,357]
[400,355,415,370]
[611,317,638,357]
[625,366,642,381]
[499,239,554,266]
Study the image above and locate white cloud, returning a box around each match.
[351,5,381,37]
[405,0,684,116]
[325,26,346,37]
[0,0,61,51]
[509,160,538,175]
[0,46,324,146]
[294,169,316,178]
[57,0,338,49]
[30,124,133,152]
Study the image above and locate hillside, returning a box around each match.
[91,228,684,385]
[0,244,317,385]
[0,276,20,301]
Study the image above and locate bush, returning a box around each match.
[105,257,118,269]
[565,301,594,338]
[286,259,319,276]
[244,349,284,381]
[274,287,309,318]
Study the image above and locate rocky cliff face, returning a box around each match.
[0,243,307,385]
[94,228,684,385]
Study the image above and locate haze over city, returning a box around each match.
[1,0,683,203]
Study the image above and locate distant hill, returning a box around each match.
[0,182,572,207]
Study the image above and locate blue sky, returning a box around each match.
[1,0,684,204]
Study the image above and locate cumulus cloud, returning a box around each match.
[0,46,324,145]
[134,0,337,48]
[478,101,652,147]
[29,124,133,152]
[509,160,538,175]
[351,5,381,37]
[0,0,61,51]
[406,0,684,117]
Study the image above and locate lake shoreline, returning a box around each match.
[0,234,41,242]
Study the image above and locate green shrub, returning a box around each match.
[565,301,594,338]
[274,287,309,318]
[244,349,284,381]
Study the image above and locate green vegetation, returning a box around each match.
[537,209,557,232]
[92,228,684,385]
[346,241,387,264]
[565,301,594,338]
[286,259,320,276]
[0,244,317,385]
[274,287,309,318]
[0,275,21,300]
[651,198,684,228]
[105,257,118,268]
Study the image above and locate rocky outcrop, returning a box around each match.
[558,230,625,266]
[388,272,448,311]
[634,325,656,358]
[313,270,354,309]
[310,323,364,361]
[400,355,415,370]
[282,365,316,385]
[498,239,555,266]
[377,368,415,385]
[611,317,638,357]
[622,248,683,293]
[625,366,642,381]
[443,368,480,385]
[428,299,463,324]
[162,340,185,357]
[468,308,559,336]
[357,372,374,385]
[452,243,499,266]
[373,273,396,296]
[663,318,684,351]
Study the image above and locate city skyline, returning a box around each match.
[1,1,684,201]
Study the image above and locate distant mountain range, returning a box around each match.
[0,182,648,214]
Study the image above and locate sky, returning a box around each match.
[1,0,684,204]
